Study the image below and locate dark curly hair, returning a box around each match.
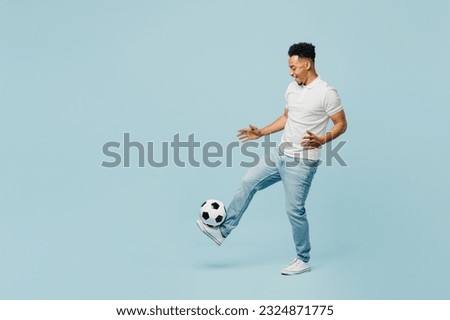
[288,42,316,61]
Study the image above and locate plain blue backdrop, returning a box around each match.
[1,0,450,299]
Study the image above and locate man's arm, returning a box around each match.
[237,108,288,141]
[301,110,347,148]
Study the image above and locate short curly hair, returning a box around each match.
[288,42,316,61]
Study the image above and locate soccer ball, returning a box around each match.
[200,199,227,227]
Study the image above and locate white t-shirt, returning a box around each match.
[280,76,343,160]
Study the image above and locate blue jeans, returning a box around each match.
[220,148,319,262]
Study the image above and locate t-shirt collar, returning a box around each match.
[304,75,320,89]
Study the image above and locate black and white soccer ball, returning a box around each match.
[200,199,227,227]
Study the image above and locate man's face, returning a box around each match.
[289,55,309,86]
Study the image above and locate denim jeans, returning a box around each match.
[220,148,319,262]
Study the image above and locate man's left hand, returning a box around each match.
[301,130,324,149]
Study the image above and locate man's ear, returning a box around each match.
[305,60,312,70]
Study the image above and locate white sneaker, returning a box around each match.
[196,219,225,246]
[281,257,311,276]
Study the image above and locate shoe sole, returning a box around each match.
[196,220,222,246]
[281,267,311,276]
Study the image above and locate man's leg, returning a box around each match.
[219,150,282,238]
[279,158,319,263]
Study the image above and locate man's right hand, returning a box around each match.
[237,124,263,141]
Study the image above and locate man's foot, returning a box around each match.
[196,219,225,246]
[281,257,311,276]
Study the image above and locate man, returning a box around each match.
[197,42,347,276]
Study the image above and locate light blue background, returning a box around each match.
[1,0,450,299]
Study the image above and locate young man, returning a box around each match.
[197,42,347,276]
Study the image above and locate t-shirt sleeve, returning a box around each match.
[284,85,291,111]
[324,88,343,116]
